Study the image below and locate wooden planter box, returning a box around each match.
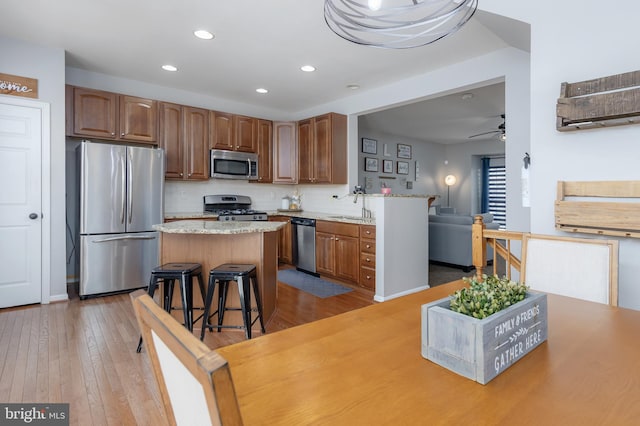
[421,292,548,384]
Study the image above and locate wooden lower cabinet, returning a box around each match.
[316,220,360,285]
[270,216,292,264]
[359,225,376,290]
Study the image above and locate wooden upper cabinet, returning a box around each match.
[159,103,208,181]
[234,115,257,152]
[313,114,332,183]
[210,111,234,151]
[297,118,313,183]
[71,86,117,139]
[296,113,347,184]
[119,95,157,143]
[256,119,273,183]
[183,107,209,180]
[210,111,257,153]
[67,85,157,144]
[273,121,298,184]
[158,102,184,179]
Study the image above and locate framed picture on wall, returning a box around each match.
[397,143,412,159]
[397,161,409,175]
[365,157,379,172]
[362,138,377,154]
[383,159,393,173]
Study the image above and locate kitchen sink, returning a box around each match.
[328,215,364,221]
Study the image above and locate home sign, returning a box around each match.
[0,72,38,99]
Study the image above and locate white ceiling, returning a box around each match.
[0,0,528,143]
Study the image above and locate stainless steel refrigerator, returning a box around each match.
[77,141,164,298]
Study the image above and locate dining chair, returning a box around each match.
[131,290,243,426]
[472,216,619,306]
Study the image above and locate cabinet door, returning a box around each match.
[270,216,292,264]
[273,122,297,184]
[158,102,184,179]
[210,111,234,150]
[297,118,313,183]
[313,113,332,183]
[234,115,257,153]
[256,119,273,183]
[119,95,157,143]
[335,235,359,282]
[316,231,335,276]
[183,107,209,180]
[72,87,117,139]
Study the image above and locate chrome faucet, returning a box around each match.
[353,185,371,218]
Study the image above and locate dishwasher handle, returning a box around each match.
[290,217,316,227]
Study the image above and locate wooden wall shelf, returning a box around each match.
[555,180,640,238]
[556,70,640,131]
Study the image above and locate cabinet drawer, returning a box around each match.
[360,225,375,240]
[317,220,360,237]
[359,266,376,290]
[361,239,376,254]
[360,252,376,268]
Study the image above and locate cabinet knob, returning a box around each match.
[366,258,371,262]
[188,173,192,177]
[366,275,371,280]
[366,231,371,235]
[366,244,371,249]
[111,132,115,136]
[335,238,339,241]
[121,132,125,137]
[180,173,183,177]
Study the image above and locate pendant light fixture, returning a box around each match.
[324,0,478,49]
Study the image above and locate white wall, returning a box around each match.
[0,35,67,301]
[478,1,640,310]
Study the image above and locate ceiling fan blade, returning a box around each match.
[468,130,500,138]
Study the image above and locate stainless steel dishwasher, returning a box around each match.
[290,217,317,275]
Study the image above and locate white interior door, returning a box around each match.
[0,100,42,308]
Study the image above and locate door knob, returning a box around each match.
[29,213,39,219]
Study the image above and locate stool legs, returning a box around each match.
[200,266,264,341]
[237,276,251,339]
[251,275,266,334]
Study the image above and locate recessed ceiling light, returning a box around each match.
[256,88,268,94]
[300,65,316,72]
[347,84,360,90]
[194,30,214,40]
[162,65,178,72]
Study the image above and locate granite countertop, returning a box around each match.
[164,211,376,225]
[153,220,286,235]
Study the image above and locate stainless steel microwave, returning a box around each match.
[210,149,259,180]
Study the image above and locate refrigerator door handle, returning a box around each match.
[128,150,133,224]
[120,154,126,224]
[92,235,158,243]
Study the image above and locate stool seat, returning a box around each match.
[152,263,202,275]
[209,264,256,280]
[201,263,264,341]
[136,262,205,353]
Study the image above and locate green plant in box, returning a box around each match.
[450,275,528,319]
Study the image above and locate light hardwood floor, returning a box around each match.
[0,272,374,425]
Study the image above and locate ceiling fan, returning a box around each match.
[469,114,506,141]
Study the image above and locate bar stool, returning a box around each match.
[136,263,206,353]
[200,264,265,341]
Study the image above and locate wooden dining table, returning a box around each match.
[216,280,640,425]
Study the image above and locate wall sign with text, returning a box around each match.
[0,72,38,99]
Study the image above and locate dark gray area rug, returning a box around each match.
[278,269,353,298]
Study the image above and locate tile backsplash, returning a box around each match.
[164,180,367,217]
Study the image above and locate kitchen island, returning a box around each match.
[153,220,286,332]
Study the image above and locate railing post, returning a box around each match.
[472,215,486,281]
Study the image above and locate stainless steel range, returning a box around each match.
[204,194,268,221]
